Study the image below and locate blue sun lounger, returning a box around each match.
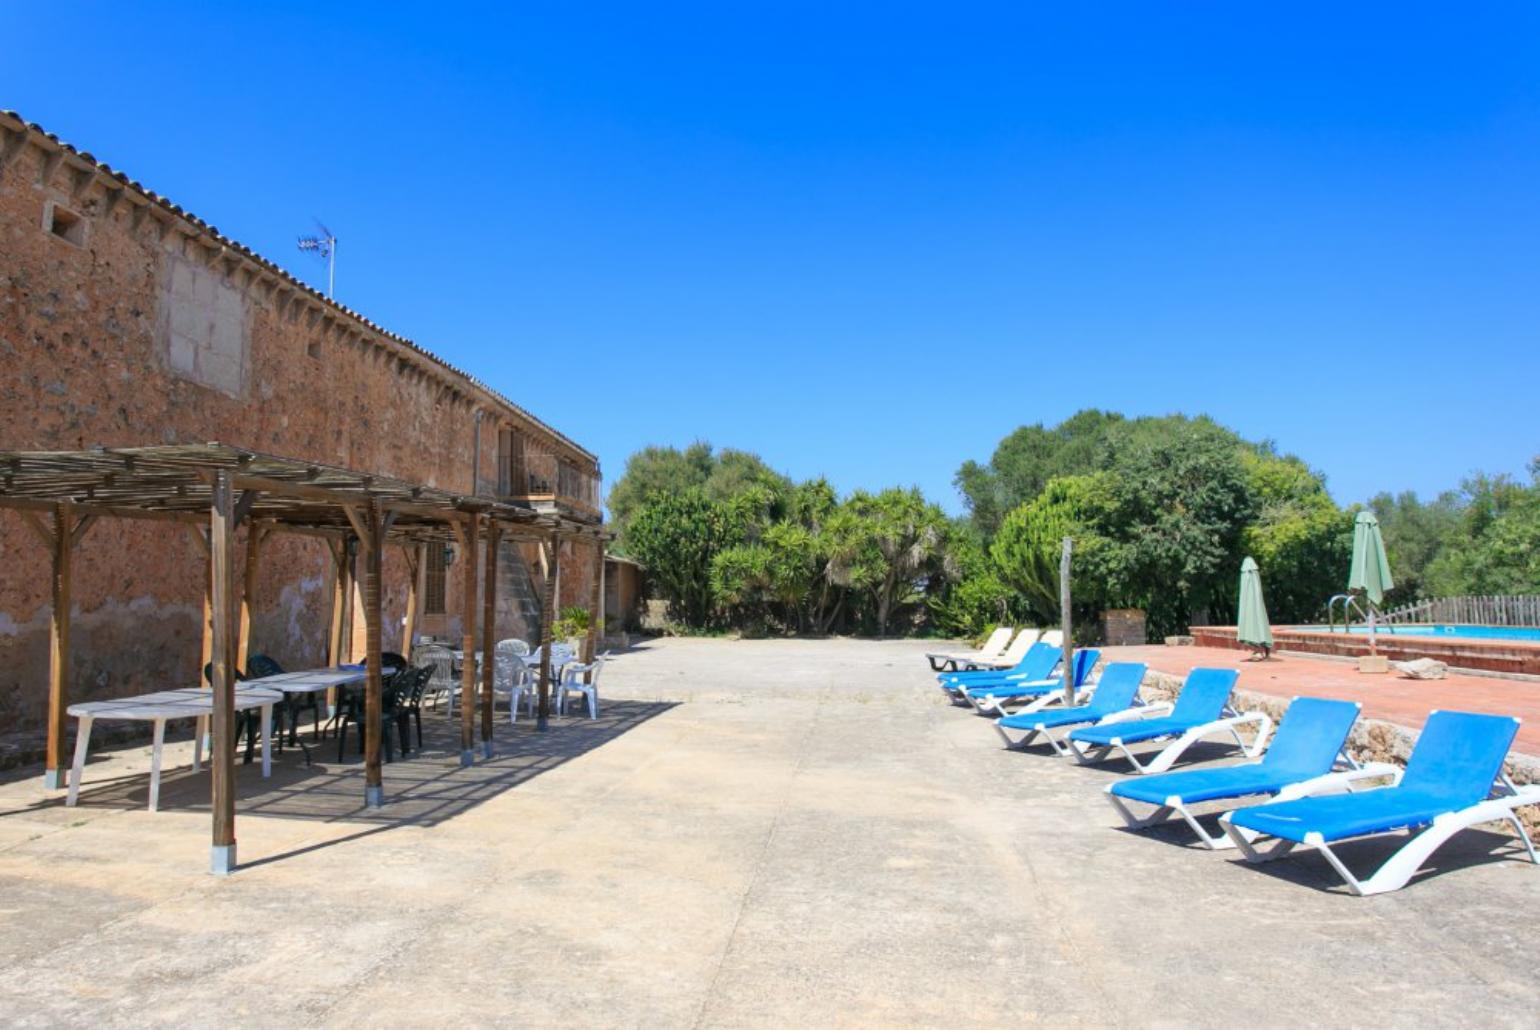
[965,649,1100,717]
[1065,667,1268,774]
[1220,710,1540,895]
[937,642,1059,704]
[993,662,1147,753]
[1106,697,1400,848]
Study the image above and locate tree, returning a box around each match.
[955,409,1126,537]
[991,474,1114,620]
[1424,463,1540,595]
[837,488,950,635]
[1368,489,1463,605]
[606,442,715,533]
[625,488,741,626]
[927,522,1023,638]
[607,442,792,553]
[1242,453,1353,623]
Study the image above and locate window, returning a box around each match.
[43,201,86,247]
[307,339,322,360]
[424,545,447,615]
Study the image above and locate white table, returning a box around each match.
[244,665,398,733]
[66,685,285,812]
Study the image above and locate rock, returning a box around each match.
[1395,658,1449,680]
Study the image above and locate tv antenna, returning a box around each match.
[296,221,337,297]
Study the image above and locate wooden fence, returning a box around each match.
[1383,595,1540,627]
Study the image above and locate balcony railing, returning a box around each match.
[499,430,600,516]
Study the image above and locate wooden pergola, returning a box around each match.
[0,443,608,874]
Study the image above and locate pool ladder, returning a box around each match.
[1326,594,1397,634]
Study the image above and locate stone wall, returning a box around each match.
[0,118,601,740]
[1193,625,1540,677]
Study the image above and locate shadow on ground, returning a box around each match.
[6,700,678,843]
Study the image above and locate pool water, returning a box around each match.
[1297,624,1540,643]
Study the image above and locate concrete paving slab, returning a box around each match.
[0,637,1536,1027]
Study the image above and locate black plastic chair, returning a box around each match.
[395,666,430,751]
[203,661,261,764]
[245,653,317,751]
[335,668,411,763]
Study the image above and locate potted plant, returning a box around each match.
[553,605,592,652]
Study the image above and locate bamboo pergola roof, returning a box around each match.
[0,443,605,542]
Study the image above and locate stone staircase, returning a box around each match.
[497,541,545,643]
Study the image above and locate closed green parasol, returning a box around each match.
[1348,511,1394,606]
[1349,510,1395,659]
[1237,557,1273,651]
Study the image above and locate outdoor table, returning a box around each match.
[244,664,401,732]
[66,685,285,812]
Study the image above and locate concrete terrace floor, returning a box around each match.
[0,637,1537,1028]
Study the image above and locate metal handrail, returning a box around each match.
[1326,593,1397,634]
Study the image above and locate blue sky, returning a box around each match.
[8,3,1538,513]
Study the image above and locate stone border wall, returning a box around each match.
[1192,625,1540,677]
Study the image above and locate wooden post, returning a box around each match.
[197,529,213,683]
[43,503,73,790]
[1059,537,1075,707]
[209,472,238,875]
[583,539,603,664]
[348,562,367,664]
[237,522,264,672]
[401,542,424,661]
[326,538,348,665]
[458,514,480,766]
[325,537,352,717]
[480,522,500,758]
[537,535,558,732]
[359,503,385,807]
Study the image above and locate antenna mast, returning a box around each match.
[296,223,337,298]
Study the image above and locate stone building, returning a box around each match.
[0,110,605,744]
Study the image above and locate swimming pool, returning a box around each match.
[1296,624,1540,643]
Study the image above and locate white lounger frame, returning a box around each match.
[925,627,1015,672]
[1107,760,1403,849]
[1066,704,1274,775]
[940,659,1062,708]
[1219,775,1540,895]
[967,678,1078,717]
[992,686,1135,754]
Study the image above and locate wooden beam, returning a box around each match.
[70,514,97,550]
[361,500,385,807]
[209,472,238,874]
[458,513,480,764]
[326,538,348,665]
[584,538,604,664]
[200,536,214,689]
[20,509,55,550]
[341,503,369,543]
[325,538,351,716]
[480,522,500,755]
[43,504,72,789]
[233,489,259,528]
[236,522,263,671]
[0,495,208,525]
[536,534,558,731]
[401,542,424,662]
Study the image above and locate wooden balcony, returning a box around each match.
[498,430,601,520]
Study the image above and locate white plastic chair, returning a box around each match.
[492,651,535,723]
[555,654,608,719]
[418,645,457,715]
